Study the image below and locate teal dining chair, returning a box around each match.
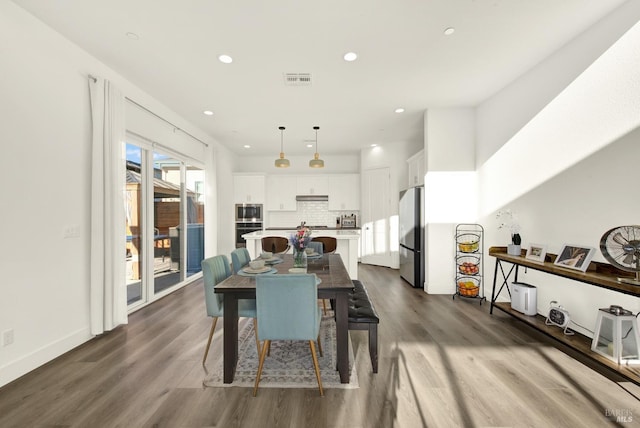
[201,255,260,365]
[230,248,251,274]
[253,274,324,396]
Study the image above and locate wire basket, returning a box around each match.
[457,255,480,275]
[457,233,480,253]
[457,277,480,297]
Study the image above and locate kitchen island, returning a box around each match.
[242,229,361,279]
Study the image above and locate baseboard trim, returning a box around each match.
[0,327,92,388]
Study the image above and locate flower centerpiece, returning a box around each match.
[290,226,312,268]
[496,209,522,255]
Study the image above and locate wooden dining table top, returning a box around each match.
[214,253,354,294]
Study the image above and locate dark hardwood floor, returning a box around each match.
[1,264,638,427]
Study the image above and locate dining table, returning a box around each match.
[214,253,355,384]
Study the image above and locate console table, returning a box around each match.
[488,246,640,385]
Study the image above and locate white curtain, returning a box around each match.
[89,77,128,335]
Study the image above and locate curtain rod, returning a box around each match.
[126,130,203,166]
[88,74,209,148]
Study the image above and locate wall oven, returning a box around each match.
[235,203,263,222]
[235,222,263,248]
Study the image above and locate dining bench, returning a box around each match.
[348,280,379,373]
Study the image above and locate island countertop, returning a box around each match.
[241,229,361,279]
[265,226,360,231]
[243,229,360,239]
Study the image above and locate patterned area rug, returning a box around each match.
[203,314,358,389]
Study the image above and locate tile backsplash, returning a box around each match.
[267,201,358,228]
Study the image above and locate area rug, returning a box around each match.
[203,314,358,389]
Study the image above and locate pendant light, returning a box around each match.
[309,126,324,168]
[274,126,290,168]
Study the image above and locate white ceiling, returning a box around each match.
[12,0,628,156]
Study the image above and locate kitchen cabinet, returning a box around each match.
[407,150,425,187]
[233,174,265,204]
[266,175,297,211]
[296,175,328,195]
[328,174,360,211]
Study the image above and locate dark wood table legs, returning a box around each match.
[222,294,239,384]
[334,292,350,383]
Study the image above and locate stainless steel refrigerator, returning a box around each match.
[399,186,425,288]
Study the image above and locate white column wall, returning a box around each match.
[423,109,476,294]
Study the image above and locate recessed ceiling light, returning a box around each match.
[395,108,405,113]
[343,52,358,62]
[203,110,213,116]
[306,144,313,148]
[443,27,455,36]
[243,145,250,149]
[370,144,378,147]
[218,54,233,64]
[125,32,140,40]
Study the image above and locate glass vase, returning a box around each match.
[293,248,308,269]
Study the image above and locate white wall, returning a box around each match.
[474,2,640,337]
[424,1,640,299]
[476,0,640,166]
[426,108,476,172]
[478,15,640,215]
[0,1,231,387]
[361,141,422,269]
[206,143,238,261]
[479,130,640,337]
[233,154,360,174]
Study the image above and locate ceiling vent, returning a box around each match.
[283,73,312,86]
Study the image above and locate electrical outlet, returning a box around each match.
[63,224,80,239]
[2,329,14,346]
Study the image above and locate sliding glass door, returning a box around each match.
[125,145,145,305]
[153,151,183,293]
[125,140,204,309]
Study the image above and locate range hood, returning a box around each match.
[296,194,329,202]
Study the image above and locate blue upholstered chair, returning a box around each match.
[201,255,260,365]
[230,248,251,274]
[307,241,328,314]
[253,274,324,396]
[307,241,323,255]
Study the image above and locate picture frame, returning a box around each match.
[553,244,595,272]
[525,244,547,263]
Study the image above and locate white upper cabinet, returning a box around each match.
[328,174,360,211]
[266,175,297,211]
[233,174,265,204]
[296,175,329,195]
[407,150,425,187]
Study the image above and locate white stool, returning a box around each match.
[591,307,640,365]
